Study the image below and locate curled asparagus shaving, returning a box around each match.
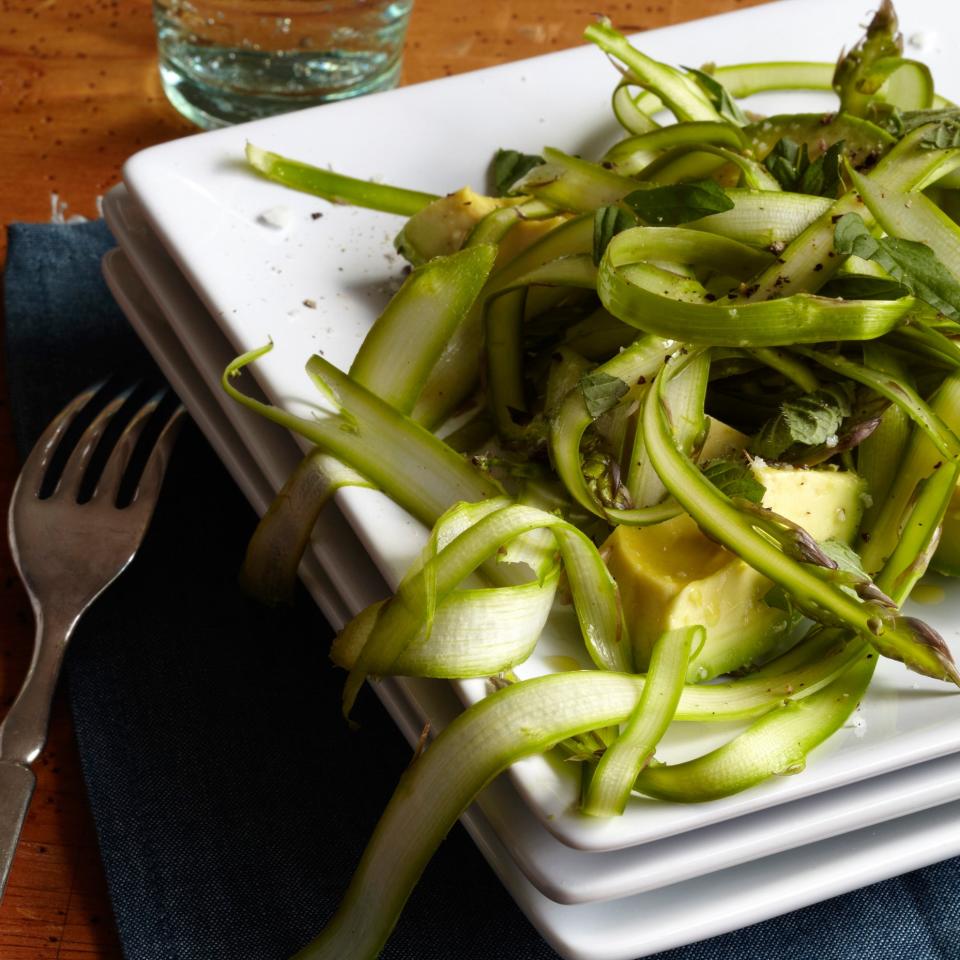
[583,625,702,817]
[584,19,721,124]
[339,499,631,714]
[597,226,914,345]
[240,450,373,605]
[223,345,503,528]
[634,655,875,801]
[289,653,866,960]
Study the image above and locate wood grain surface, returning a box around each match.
[0,0,767,955]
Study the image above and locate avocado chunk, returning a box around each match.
[751,462,864,544]
[699,417,751,462]
[395,187,568,266]
[395,188,504,265]
[604,463,866,679]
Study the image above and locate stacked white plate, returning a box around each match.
[102,2,960,956]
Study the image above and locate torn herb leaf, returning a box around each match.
[871,106,960,138]
[820,538,869,579]
[782,390,850,445]
[752,388,852,459]
[579,371,630,418]
[593,205,636,265]
[492,149,545,196]
[683,65,748,125]
[763,137,803,189]
[818,275,911,301]
[623,180,734,225]
[920,120,960,150]
[762,137,845,197]
[818,538,898,605]
[801,141,845,197]
[834,212,960,320]
[702,458,766,504]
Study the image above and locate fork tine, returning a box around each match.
[125,401,187,511]
[54,385,136,500]
[90,388,165,502]
[18,383,103,495]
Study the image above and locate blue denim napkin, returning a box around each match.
[3,220,958,960]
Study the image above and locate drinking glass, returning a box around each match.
[153,0,414,128]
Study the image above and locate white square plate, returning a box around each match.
[102,229,960,959]
[120,0,960,852]
[100,183,960,906]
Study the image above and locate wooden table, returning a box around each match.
[0,0,767,955]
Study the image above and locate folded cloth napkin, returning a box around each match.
[3,221,958,960]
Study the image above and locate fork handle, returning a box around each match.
[0,611,76,764]
[0,761,36,900]
[0,613,74,904]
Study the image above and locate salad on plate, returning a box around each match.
[218,3,960,956]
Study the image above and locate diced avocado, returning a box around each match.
[751,462,865,544]
[699,417,750,461]
[605,515,790,679]
[395,188,504,265]
[604,463,866,678]
[495,214,570,266]
[394,187,568,266]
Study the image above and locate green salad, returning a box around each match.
[224,3,960,957]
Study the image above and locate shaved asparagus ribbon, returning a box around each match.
[583,625,701,817]
[337,496,632,715]
[241,245,496,601]
[292,656,870,960]
[331,498,558,679]
[222,345,503,528]
[240,450,374,605]
[246,142,435,215]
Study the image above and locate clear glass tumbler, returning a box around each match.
[153,0,414,128]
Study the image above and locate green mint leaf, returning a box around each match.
[901,109,960,132]
[833,212,882,259]
[751,388,850,459]
[817,537,897,605]
[683,65,748,125]
[764,137,844,197]
[751,416,796,460]
[592,205,636,265]
[492,149,545,196]
[870,107,960,140]
[623,180,734,226]
[702,458,766,504]
[820,539,869,579]
[878,236,960,318]
[920,120,960,150]
[818,275,912,300]
[763,137,804,190]
[578,371,629,418]
[799,140,845,197]
[781,392,846,446]
[834,213,960,320]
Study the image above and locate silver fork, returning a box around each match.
[0,383,184,899]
